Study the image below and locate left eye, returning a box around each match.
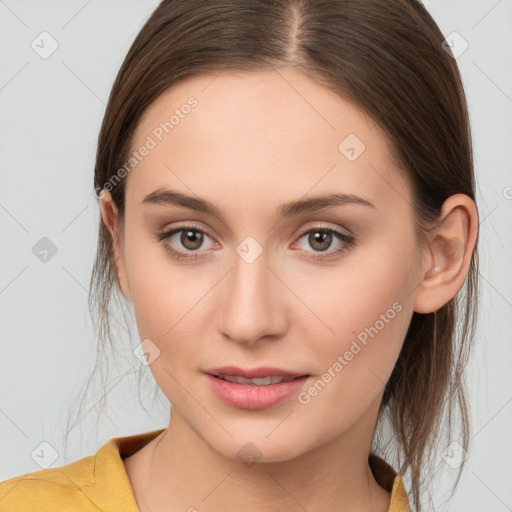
[156,225,355,261]
[293,227,355,260]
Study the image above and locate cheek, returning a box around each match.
[126,259,206,403]
[291,278,413,434]
[122,232,205,357]
[301,276,409,381]
[297,234,417,385]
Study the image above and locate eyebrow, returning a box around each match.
[141,187,376,222]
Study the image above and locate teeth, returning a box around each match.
[218,375,296,385]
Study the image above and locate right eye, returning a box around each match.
[155,224,217,260]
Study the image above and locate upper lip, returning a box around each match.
[204,366,310,379]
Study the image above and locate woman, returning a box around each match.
[0,1,479,510]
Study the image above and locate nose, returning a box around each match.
[216,248,289,346]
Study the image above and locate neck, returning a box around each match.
[125,397,392,512]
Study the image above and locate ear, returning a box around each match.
[414,193,478,314]
[98,190,132,302]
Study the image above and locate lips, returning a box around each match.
[204,365,310,379]
[216,375,298,385]
[204,372,311,409]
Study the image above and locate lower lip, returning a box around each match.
[205,374,310,410]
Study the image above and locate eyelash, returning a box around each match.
[155,223,356,262]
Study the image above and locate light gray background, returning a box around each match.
[0,1,511,510]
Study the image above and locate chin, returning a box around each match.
[201,428,314,466]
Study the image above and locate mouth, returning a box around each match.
[209,374,308,386]
[204,366,311,386]
[204,370,312,409]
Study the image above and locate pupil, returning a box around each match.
[311,231,331,251]
[182,230,203,249]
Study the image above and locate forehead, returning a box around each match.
[125,67,409,214]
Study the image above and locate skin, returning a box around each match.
[99,66,478,512]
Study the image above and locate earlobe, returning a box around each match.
[98,190,132,302]
[414,194,478,314]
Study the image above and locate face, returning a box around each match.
[101,66,426,463]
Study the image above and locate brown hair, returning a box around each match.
[70,1,479,509]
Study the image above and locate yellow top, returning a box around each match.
[0,428,411,511]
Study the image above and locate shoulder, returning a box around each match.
[0,429,164,512]
[369,452,412,512]
[0,454,97,511]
